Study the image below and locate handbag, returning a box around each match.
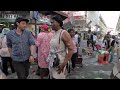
[53,53,60,68]
[53,30,63,68]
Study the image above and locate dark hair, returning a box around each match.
[14,17,29,28]
[68,29,74,33]
[112,35,115,39]
[51,15,63,27]
[75,31,78,34]
[14,20,21,28]
[94,32,97,35]
[88,30,91,33]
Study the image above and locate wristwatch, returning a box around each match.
[30,55,34,57]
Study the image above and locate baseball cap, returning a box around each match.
[15,17,29,23]
[39,24,49,30]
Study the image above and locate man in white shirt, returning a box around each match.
[75,31,81,46]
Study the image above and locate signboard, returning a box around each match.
[73,11,85,16]
[0,14,20,19]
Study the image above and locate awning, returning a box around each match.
[38,11,68,20]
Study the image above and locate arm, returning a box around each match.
[28,32,36,64]
[35,34,42,47]
[61,31,74,66]
[57,31,74,74]
[28,32,35,56]
[0,38,2,49]
[107,40,115,51]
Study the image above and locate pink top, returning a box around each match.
[72,37,77,53]
[35,32,53,68]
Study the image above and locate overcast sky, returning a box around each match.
[99,11,120,30]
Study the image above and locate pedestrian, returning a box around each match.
[68,29,78,71]
[75,31,81,49]
[0,29,15,76]
[105,35,117,63]
[35,24,53,79]
[47,15,74,79]
[87,30,94,50]
[93,32,98,50]
[6,17,35,79]
[103,31,111,43]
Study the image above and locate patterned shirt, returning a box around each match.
[6,29,35,62]
[35,32,53,68]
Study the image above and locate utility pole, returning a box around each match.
[84,11,87,40]
[30,11,39,37]
[70,11,74,29]
[34,18,37,37]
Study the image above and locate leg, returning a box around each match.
[71,53,77,69]
[109,52,114,63]
[92,42,94,51]
[24,60,30,78]
[87,40,89,47]
[36,66,40,76]
[1,57,9,75]
[66,62,70,73]
[12,61,26,79]
[8,57,15,73]
[39,67,49,79]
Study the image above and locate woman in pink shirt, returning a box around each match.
[68,29,78,70]
[35,24,53,79]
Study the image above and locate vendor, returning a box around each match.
[105,35,117,63]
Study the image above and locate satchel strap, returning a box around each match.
[59,30,63,44]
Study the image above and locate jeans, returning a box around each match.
[109,49,118,62]
[71,53,77,69]
[12,60,30,79]
[110,51,114,62]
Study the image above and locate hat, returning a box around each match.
[51,15,63,27]
[15,17,29,23]
[39,24,49,30]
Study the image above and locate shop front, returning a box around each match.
[0,11,30,30]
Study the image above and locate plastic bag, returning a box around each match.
[98,50,109,54]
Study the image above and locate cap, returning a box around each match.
[15,17,29,23]
[39,24,49,30]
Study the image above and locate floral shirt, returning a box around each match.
[35,32,53,68]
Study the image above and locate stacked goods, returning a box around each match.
[98,50,110,64]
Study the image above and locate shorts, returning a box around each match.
[39,67,49,77]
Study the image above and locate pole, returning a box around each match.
[35,19,37,37]
[84,11,87,40]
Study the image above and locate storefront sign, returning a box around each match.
[0,14,20,19]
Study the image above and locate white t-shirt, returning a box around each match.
[75,34,78,44]
[93,35,97,41]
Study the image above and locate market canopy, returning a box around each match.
[38,11,68,20]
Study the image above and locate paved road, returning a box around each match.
[6,40,115,79]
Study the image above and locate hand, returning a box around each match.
[57,63,66,74]
[29,56,34,64]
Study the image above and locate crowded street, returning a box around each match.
[0,11,120,79]
[6,40,114,79]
